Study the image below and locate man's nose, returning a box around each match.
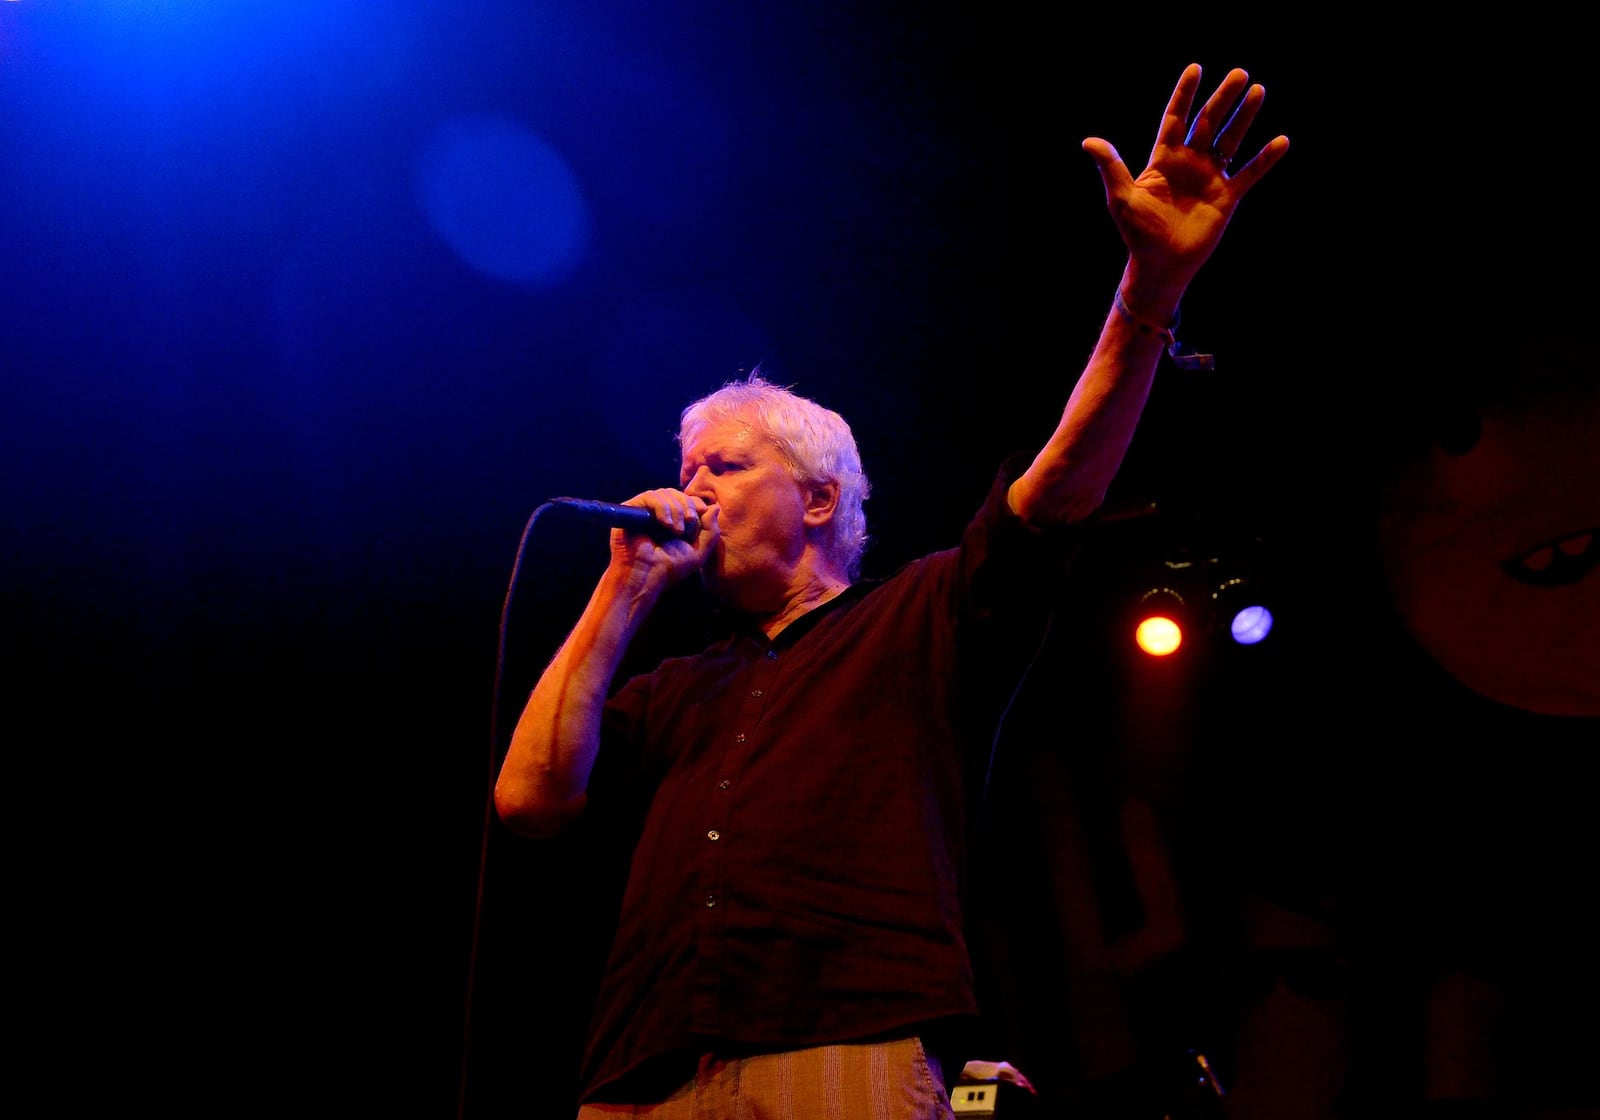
[683,466,714,499]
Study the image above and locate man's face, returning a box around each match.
[679,417,811,608]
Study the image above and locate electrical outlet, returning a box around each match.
[951,1081,998,1116]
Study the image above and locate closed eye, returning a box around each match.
[681,450,751,486]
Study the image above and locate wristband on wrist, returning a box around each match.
[1113,289,1216,370]
[1113,288,1178,346]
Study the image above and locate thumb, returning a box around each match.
[1081,137,1129,194]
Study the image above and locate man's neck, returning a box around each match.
[758,573,852,641]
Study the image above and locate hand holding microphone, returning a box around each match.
[545,494,704,543]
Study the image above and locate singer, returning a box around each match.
[495,62,1289,1119]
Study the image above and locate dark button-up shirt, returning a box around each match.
[578,455,1083,1102]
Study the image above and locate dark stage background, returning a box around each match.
[5,7,1596,1118]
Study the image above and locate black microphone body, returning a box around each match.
[546,497,701,542]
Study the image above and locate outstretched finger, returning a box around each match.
[1225,133,1291,196]
[1183,67,1252,153]
[1153,63,1203,158]
[1211,82,1267,168]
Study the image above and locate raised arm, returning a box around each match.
[1009,63,1289,526]
[494,489,713,837]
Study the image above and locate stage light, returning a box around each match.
[1121,529,1278,658]
[1134,587,1188,657]
[1212,577,1274,646]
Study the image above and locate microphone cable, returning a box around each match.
[456,501,556,1120]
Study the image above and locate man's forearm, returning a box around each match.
[494,564,661,837]
[1008,279,1166,527]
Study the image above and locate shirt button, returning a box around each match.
[707,830,720,841]
[766,649,778,660]
[735,732,746,743]
[718,780,731,790]
[751,689,764,698]
[705,894,717,908]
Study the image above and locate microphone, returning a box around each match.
[544,497,701,542]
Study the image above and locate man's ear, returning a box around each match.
[802,480,840,528]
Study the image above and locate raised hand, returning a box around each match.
[1082,63,1289,293]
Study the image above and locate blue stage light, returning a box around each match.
[1213,577,1274,646]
